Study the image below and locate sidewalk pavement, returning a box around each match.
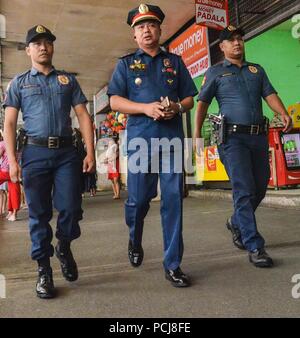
[189,188,300,210]
[0,191,299,318]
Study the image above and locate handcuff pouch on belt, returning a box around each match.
[72,129,86,159]
[208,114,226,145]
[263,116,269,134]
[16,128,27,152]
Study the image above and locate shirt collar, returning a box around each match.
[136,47,167,57]
[223,59,249,67]
[30,66,56,76]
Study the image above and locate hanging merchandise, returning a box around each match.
[99,111,127,138]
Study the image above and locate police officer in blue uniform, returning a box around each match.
[4,25,95,298]
[108,4,197,287]
[195,25,292,267]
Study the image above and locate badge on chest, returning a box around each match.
[57,75,70,85]
[130,59,147,72]
[162,58,177,85]
[130,59,147,86]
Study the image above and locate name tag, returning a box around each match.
[21,84,40,89]
[221,73,235,77]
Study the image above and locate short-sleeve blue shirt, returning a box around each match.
[197,59,277,125]
[108,48,198,140]
[4,67,87,137]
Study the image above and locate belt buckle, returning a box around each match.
[250,125,260,135]
[48,136,59,149]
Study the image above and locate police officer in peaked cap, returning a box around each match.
[194,25,292,267]
[4,24,95,298]
[108,4,198,287]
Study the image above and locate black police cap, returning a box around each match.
[219,25,245,42]
[26,25,56,45]
[127,3,165,27]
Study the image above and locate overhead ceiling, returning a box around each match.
[1,0,196,102]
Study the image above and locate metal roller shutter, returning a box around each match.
[209,0,300,65]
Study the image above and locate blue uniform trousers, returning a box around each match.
[218,134,270,252]
[21,145,83,260]
[125,150,184,271]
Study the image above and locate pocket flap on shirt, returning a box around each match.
[22,86,42,98]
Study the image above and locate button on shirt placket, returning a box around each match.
[44,74,55,136]
[240,66,257,123]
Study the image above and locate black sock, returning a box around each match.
[37,257,51,269]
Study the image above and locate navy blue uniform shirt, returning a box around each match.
[198,59,277,125]
[4,67,87,137]
[108,48,198,140]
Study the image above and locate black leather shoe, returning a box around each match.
[55,244,78,282]
[249,248,273,268]
[128,240,144,267]
[165,267,191,287]
[226,218,245,250]
[36,267,56,299]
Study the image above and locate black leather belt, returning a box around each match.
[227,124,267,135]
[26,136,74,149]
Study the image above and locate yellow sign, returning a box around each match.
[196,145,229,182]
[288,103,300,128]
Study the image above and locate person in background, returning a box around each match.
[0,131,20,221]
[105,137,120,199]
[0,182,8,217]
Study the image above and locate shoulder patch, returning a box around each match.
[248,65,258,74]
[57,74,70,85]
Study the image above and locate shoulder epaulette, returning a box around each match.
[119,52,136,59]
[15,69,31,80]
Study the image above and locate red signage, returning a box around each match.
[206,146,217,171]
[195,0,229,30]
[169,24,210,79]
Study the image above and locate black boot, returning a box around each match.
[249,248,273,268]
[165,267,191,287]
[226,218,245,250]
[36,266,56,299]
[55,241,78,282]
[128,240,144,267]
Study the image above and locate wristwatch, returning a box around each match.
[176,102,185,114]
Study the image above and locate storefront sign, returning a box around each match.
[169,24,210,78]
[94,85,109,114]
[195,0,229,30]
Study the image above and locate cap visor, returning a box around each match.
[229,28,245,38]
[28,33,56,44]
[131,15,161,27]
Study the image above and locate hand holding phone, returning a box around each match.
[160,96,170,110]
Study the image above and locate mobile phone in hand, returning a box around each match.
[160,96,170,109]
